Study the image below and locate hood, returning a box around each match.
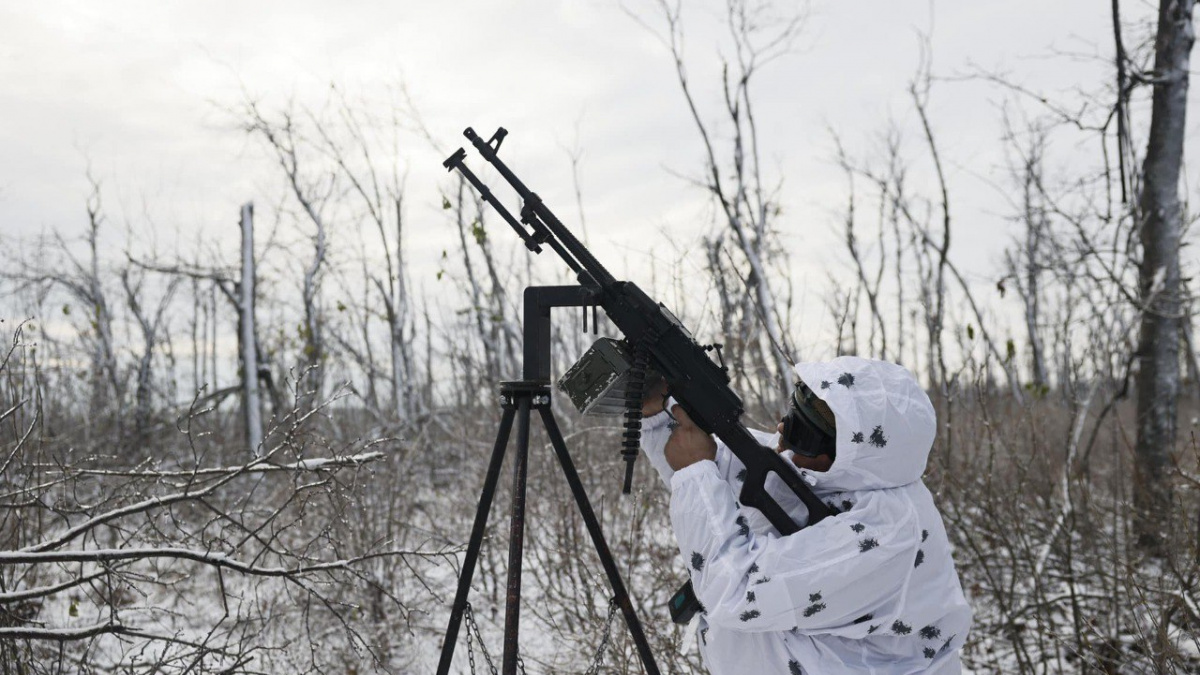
[792,357,936,492]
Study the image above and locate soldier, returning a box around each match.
[641,356,972,674]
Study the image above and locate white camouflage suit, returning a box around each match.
[639,357,972,674]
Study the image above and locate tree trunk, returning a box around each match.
[390,196,412,421]
[301,213,326,410]
[1019,137,1049,389]
[120,271,154,438]
[1133,0,1194,553]
[82,204,123,424]
[239,203,264,454]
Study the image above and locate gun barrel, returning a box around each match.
[464,127,617,289]
[448,154,543,254]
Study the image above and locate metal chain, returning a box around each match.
[466,621,478,674]
[464,603,498,675]
[582,598,621,675]
[463,599,614,675]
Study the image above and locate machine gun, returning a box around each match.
[444,126,835,539]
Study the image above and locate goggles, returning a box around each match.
[780,380,837,458]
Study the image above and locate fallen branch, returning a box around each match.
[0,569,109,604]
[33,450,388,481]
[0,622,237,655]
[0,547,438,576]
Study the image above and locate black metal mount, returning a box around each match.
[435,286,661,675]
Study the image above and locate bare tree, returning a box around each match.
[834,136,890,361]
[127,220,282,433]
[118,267,180,438]
[407,99,521,406]
[3,179,126,427]
[1000,114,1053,389]
[445,177,521,391]
[80,190,124,422]
[312,93,420,423]
[1128,0,1195,552]
[632,0,806,407]
[240,92,434,426]
[242,102,330,412]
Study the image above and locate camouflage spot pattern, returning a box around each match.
[891,620,912,635]
[736,515,750,537]
[850,522,865,533]
[740,609,761,622]
[691,551,705,571]
[851,431,864,443]
[858,538,879,553]
[837,372,856,387]
[939,635,956,653]
[919,625,941,640]
[868,425,888,447]
[915,549,925,567]
[788,659,804,675]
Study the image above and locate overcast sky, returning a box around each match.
[1,0,1190,353]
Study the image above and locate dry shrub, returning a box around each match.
[931,383,1200,674]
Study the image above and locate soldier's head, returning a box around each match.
[777,378,837,472]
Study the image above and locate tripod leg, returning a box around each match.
[502,396,532,675]
[436,406,517,675]
[538,407,662,675]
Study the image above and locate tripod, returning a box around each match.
[436,286,661,675]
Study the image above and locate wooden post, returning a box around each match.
[240,203,264,454]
